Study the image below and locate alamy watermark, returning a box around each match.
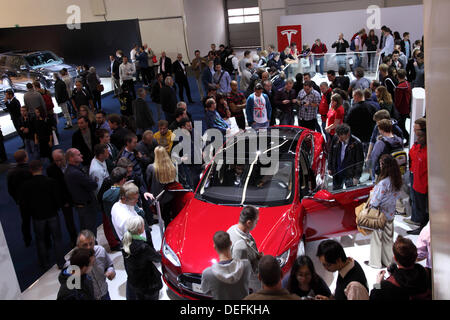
[366,5,381,30]
[66,5,81,30]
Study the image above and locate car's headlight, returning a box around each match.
[163,240,181,267]
[276,249,291,268]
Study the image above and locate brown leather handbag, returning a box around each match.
[355,196,387,236]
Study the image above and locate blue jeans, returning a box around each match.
[33,216,65,268]
[101,292,111,300]
[251,121,269,130]
[314,57,325,74]
[25,139,39,160]
[336,55,347,71]
[354,53,362,69]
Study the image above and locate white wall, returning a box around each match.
[424,0,450,300]
[0,222,21,300]
[280,5,424,50]
[0,0,227,62]
[184,0,227,60]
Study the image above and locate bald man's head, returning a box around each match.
[231,80,238,91]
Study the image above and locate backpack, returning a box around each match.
[41,90,54,113]
[350,39,356,51]
[381,137,407,175]
[224,56,235,75]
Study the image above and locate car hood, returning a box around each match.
[164,197,298,274]
[33,63,75,72]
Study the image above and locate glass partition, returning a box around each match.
[285,51,382,82]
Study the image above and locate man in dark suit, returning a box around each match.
[72,116,98,167]
[4,89,23,146]
[202,59,215,94]
[7,150,33,246]
[107,114,131,152]
[173,53,194,103]
[159,51,172,79]
[328,124,364,190]
[47,149,78,248]
[160,76,178,124]
[20,160,66,269]
[108,55,121,97]
[64,148,99,238]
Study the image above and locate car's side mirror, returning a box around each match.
[304,190,336,203]
[20,65,27,71]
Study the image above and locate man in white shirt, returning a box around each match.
[111,182,147,241]
[119,56,136,99]
[89,144,110,195]
[379,28,394,57]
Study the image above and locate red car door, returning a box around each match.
[298,134,373,242]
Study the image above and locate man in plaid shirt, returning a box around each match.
[297,80,321,131]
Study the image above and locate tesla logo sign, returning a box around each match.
[277,25,302,52]
[281,29,298,47]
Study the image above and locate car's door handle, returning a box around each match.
[354,195,369,201]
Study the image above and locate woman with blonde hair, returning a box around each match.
[79,105,96,127]
[146,146,178,227]
[257,50,268,68]
[122,216,162,300]
[375,86,394,115]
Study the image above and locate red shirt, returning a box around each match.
[319,88,332,119]
[409,143,428,194]
[326,105,345,136]
[395,80,412,115]
[311,43,328,57]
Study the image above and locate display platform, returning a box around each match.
[0,78,113,138]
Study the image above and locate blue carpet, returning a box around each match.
[0,76,206,292]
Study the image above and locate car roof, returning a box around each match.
[224,126,304,159]
[0,50,50,56]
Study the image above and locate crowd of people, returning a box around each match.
[3,21,430,300]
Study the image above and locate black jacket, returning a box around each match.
[334,76,350,92]
[17,114,36,140]
[159,56,172,75]
[109,59,120,80]
[406,58,416,83]
[71,88,92,109]
[5,97,21,120]
[47,163,73,205]
[365,35,379,51]
[110,126,131,152]
[123,239,162,292]
[329,135,364,179]
[150,80,163,104]
[57,269,95,300]
[54,78,69,104]
[72,127,97,167]
[64,164,98,205]
[160,86,178,115]
[274,88,296,112]
[19,175,61,220]
[172,60,188,83]
[370,264,432,300]
[345,101,377,143]
[331,39,350,53]
[133,97,155,130]
[7,163,32,203]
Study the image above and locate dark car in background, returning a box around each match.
[0,50,77,92]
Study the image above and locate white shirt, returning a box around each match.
[119,62,136,81]
[161,57,166,72]
[130,49,137,63]
[89,158,109,194]
[340,139,349,163]
[381,34,394,56]
[253,94,268,124]
[111,202,147,241]
[177,60,186,74]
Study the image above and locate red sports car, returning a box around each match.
[161,126,372,299]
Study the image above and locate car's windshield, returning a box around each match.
[196,131,299,207]
[25,52,61,67]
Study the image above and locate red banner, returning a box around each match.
[277,25,302,52]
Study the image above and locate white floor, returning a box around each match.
[0,78,113,137]
[21,213,423,300]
